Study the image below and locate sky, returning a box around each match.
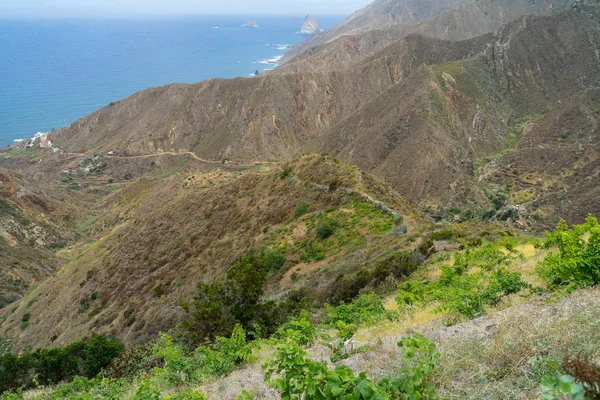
[0,0,373,18]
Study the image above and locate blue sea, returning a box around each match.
[0,16,342,147]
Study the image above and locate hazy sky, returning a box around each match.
[0,0,373,18]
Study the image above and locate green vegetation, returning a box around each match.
[2,218,600,399]
[396,238,531,321]
[178,250,302,347]
[264,199,395,268]
[323,294,396,328]
[317,217,338,239]
[537,216,600,290]
[264,333,441,400]
[0,334,123,393]
[294,202,309,219]
[20,313,30,330]
[506,114,545,150]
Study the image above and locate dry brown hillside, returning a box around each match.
[0,166,88,308]
[0,155,425,350]
[281,0,577,73]
[300,5,600,220]
[41,6,599,223]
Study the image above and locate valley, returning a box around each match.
[0,0,599,399]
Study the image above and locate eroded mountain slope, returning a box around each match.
[0,155,424,349]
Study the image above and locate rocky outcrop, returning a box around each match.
[300,15,323,35]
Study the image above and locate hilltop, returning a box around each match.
[0,155,424,349]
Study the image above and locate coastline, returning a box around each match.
[0,16,344,148]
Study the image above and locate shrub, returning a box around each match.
[0,335,123,393]
[300,242,325,262]
[537,216,600,289]
[316,217,338,240]
[279,167,292,180]
[393,224,408,234]
[179,252,267,346]
[393,213,404,225]
[563,356,600,399]
[373,252,419,285]
[324,294,395,327]
[483,267,531,305]
[261,247,286,271]
[83,334,125,378]
[179,250,300,346]
[264,334,441,400]
[431,230,454,241]
[294,202,309,219]
[274,310,316,345]
[541,373,587,400]
[196,325,253,378]
[153,334,200,386]
[134,379,161,400]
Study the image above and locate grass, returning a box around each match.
[263,198,395,267]
[434,288,600,399]
[506,114,545,150]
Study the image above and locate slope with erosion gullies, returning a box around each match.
[0,155,425,350]
[47,6,600,224]
[281,0,474,64]
[281,0,577,74]
[473,0,600,225]
[0,167,86,309]
[48,31,489,163]
[304,6,600,222]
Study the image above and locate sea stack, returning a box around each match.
[300,15,323,35]
[242,20,259,28]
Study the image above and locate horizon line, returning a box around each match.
[0,12,348,21]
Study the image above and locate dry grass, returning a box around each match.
[434,287,600,399]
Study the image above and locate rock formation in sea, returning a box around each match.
[300,15,323,35]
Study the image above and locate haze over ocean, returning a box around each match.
[0,16,342,147]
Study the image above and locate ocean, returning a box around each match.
[0,15,342,147]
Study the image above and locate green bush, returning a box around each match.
[261,247,286,271]
[274,310,316,345]
[196,324,253,378]
[537,216,600,289]
[179,252,268,346]
[395,240,531,320]
[83,334,126,378]
[179,250,302,347]
[316,217,338,240]
[540,373,587,400]
[431,230,454,241]
[324,294,395,327]
[483,267,531,305]
[0,334,123,393]
[153,334,201,386]
[264,334,441,399]
[134,378,161,400]
[294,202,309,219]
